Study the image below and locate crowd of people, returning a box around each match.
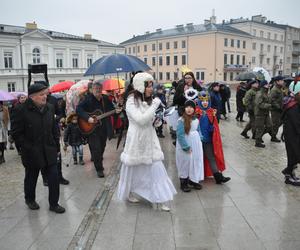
[0,70,298,214]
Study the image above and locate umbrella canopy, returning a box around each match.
[50,81,75,93]
[9,91,27,99]
[84,54,151,76]
[0,90,15,101]
[235,72,259,81]
[102,78,125,91]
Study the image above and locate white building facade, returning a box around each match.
[0,23,124,91]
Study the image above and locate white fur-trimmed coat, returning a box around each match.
[120,95,164,166]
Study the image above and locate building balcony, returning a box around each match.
[292,50,300,56]
[224,64,248,72]
[293,40,300,44]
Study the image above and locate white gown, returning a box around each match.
[176,118,204,183]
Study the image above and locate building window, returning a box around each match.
[267,45,271,52]
[260,44,264,51]
[137,46,140,53]
[182,55,186,65]
[230,72,234,81]
[253,29,256,36]
[259,56,263,65]
[144,45,147,52]
[166,72,170,80]
[174,41,178,49]
[280,47,283,53]
[174,72,178,80]
[4,52,13,69]
[252,42,256,50]
[274,46,277,53]
[56,53,63,68]
[267,32,271,39]
[223,72,227,81]
[231,39,234,47]
[224,38,228,47]
[153,72,156,80]
[7,82,15,92]
[267,58,270,65]
[224,54,227,65]
[72,54,79,68]
[133,47,136,54]
[252,56,256,64]
[166,56,170,65]
[32,48,41,64]
[196,71,205,80]
[159,56,163,66]
[159,72,163,81]
[144,57,148,64]
[174,55,178,65]
[152,57,156,66]
[159,43,162,50]
[242,55,245,65]
[152,43,156,51]
[274,34,278,40]
[230,54,234,64]
[281,35,284,41]
[243,41,246,49]
[166,42,170,50]
[128,47,131,54]
[236,55,240,65]
[182,40,186,48]
[287,57,290,63]
[237,40,240,48]
[260,31,264,38]
[87,54,93,67]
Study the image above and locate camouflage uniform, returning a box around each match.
[270,85,283,138]
[254,88,273,144]
[242,88,258,137]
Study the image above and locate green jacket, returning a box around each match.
[243,88,258,113]
[269,85,283,112]
[254,88,272,116]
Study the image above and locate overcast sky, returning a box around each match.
[1,0,299,44]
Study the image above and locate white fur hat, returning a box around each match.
[132,72,154,93]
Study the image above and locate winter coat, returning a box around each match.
[64,123,84,146]
[120,95,163,166]
[243,88,258,114]
[11,98,59,169]
[270,85,283,112]
[236,86,247,112]
[282,99,300,166]
[209,91,222,120]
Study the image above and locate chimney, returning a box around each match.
[156,28,162,33]
[26,22,37,30]
[84,34,92,40]
[210,9,216,24]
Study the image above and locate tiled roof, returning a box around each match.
[0,24,122,47]
[120,23,251,44]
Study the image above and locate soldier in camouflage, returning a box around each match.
[269,76,284,142]
[241,80,259,139]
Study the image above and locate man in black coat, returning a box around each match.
[281,80,300,186]
[76,80,114,178]
[11,83,65,213]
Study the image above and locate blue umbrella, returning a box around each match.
[84,54,151,76]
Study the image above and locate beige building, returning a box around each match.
[121,15,252,84]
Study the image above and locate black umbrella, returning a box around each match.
[235,72,259,81]
[84,54,151,76]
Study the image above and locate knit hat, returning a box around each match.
[132,72,154,93]
[28,83,48,95]
[184,100,196,109]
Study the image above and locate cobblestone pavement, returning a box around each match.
[1,101,300,249]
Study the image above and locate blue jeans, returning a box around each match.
[72,145,83,158]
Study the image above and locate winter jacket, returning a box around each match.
[236,86,247,112]
[120,95,163,166]
[11,98,59,169]
[270,85,283,112]
[254,88,272,116]
[243,88,257,114]
[64,123,84,146]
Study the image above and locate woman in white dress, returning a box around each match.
[117,72,176,211]
[176,100,204,192]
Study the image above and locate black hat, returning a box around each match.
[259,80,269,88]
[273,75,284,81]
[184,100,196,109]
[28,83,48,95]
[34,80,49,87]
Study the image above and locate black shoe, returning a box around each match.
[241,131,250,139]
[285,176,300,186]
[271,137,281,143]
[252,134,256,140]
[26,200,40,210]
[97,170,105,178]
[79,157,85,165]
[43,180,48,186]
[180,178,191,192]
[49,205,65,214]
[188,180,202,190]
[240,120,246,122]
[235,117,239,121]
[59,177,70,185]
[157,134,165,138]
[73,158,78,165]
[213,172,231,184]
[255,142,265,148]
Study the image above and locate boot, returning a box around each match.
[79,156,85,165]
[213,172,231,184]
[241,131,250,139]
[188,180,202,190]
[271,137,281,143]
[180,178,191,192]
[73,156,78,165]
[255,142,265,148]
